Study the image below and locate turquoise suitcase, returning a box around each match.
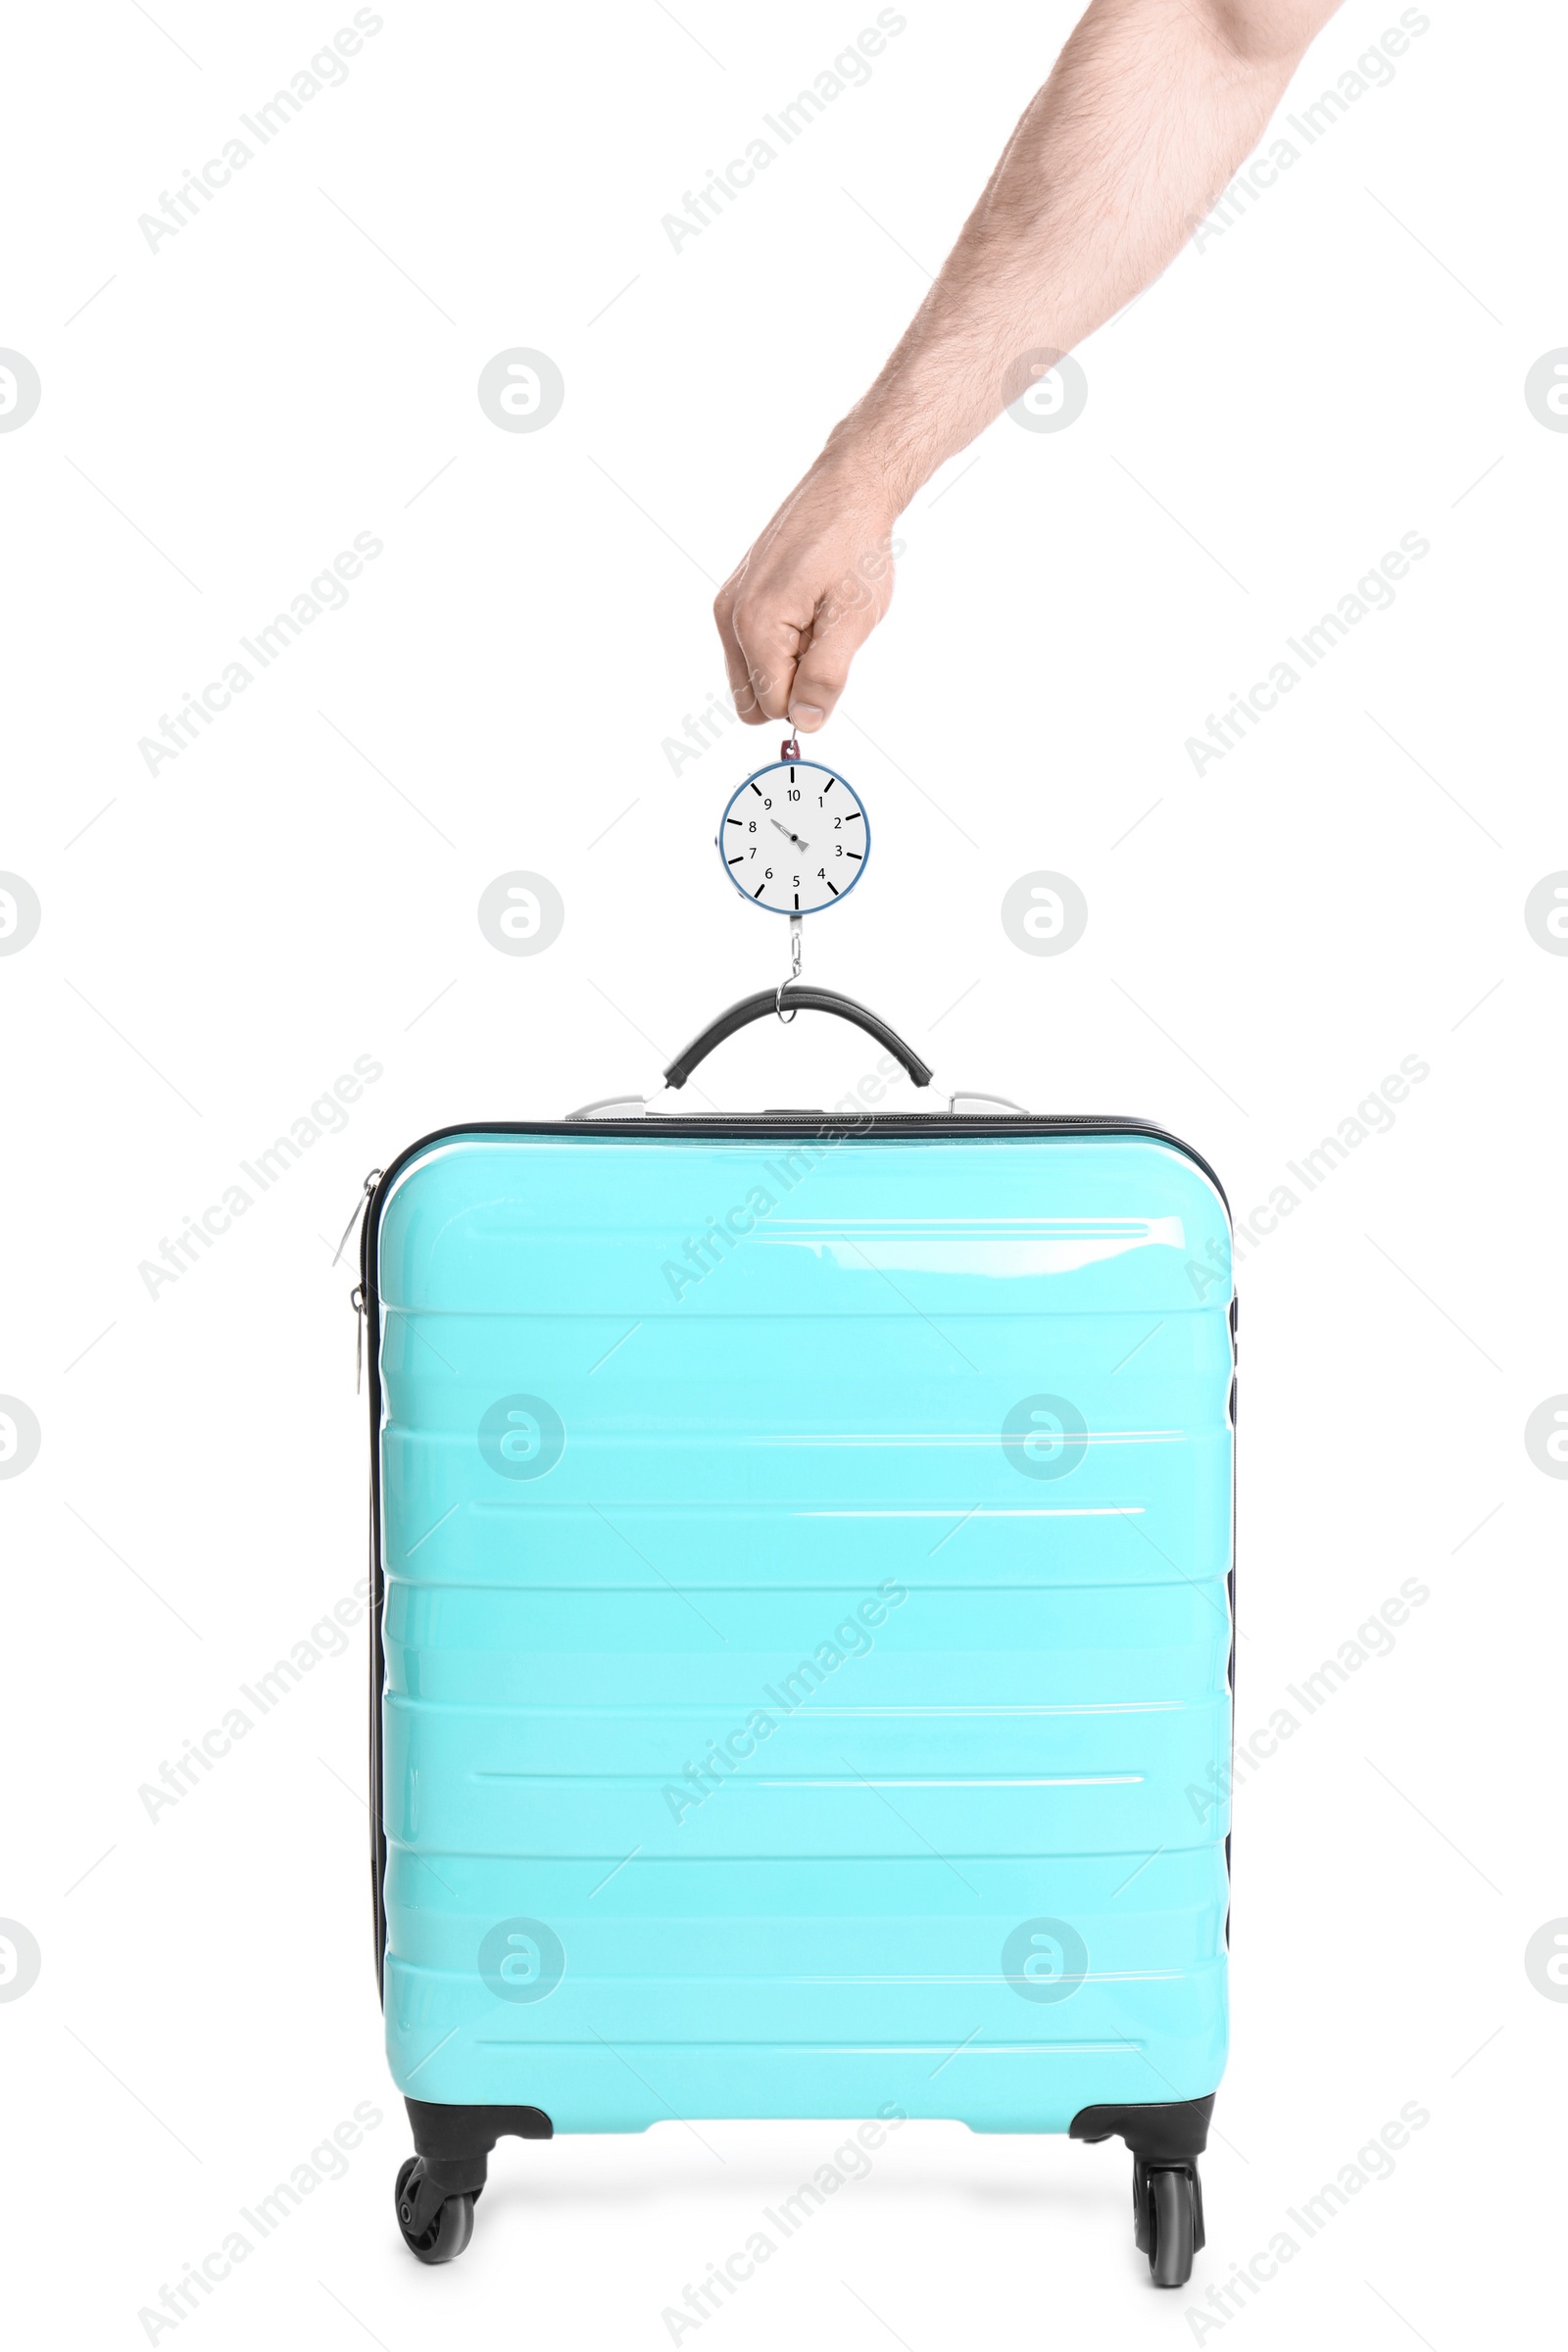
[356,986,1235,2284]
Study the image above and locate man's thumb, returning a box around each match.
[788,590,888,729]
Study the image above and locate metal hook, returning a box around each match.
[776,914,804,1022]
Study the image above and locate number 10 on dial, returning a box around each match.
[716,760,870,915]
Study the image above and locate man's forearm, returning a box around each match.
[832,0,1338,506]
[714,0,1341,728]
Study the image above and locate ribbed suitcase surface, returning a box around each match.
[371,1122,1234,2133]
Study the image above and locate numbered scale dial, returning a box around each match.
[716,759,870,915]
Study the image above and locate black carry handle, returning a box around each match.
[663,985,934,1092]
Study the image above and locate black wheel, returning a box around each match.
[1146,2166,1196,2288]
[1132,2157,1152,2254]
[395,2156,475,2264]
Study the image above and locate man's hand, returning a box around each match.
[714,0,1342,730]
[713,450,901,733]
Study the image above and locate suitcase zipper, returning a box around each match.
[334,1167,384,1266]
[337,1170,382,1392]
[361,1116,1226,1204]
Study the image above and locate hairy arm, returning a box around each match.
[714,0,1343,730]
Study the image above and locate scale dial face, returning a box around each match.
[716,759,870,915]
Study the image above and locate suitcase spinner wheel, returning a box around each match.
[393,2156,473,2265]
[363,986,1235,2286]
[1134,2156,1205,2287]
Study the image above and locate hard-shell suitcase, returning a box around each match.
[357,986,1235,2284]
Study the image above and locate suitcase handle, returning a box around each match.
[662,985,934,1091]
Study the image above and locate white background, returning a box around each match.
[2,0,1562,2343]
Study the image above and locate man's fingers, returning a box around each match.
[713,500,902,729]
[787,583,890,730]
[713,588,763,722]
[730,594,805,726]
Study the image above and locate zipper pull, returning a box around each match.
[351,1283,366,1393]
[333,1167,383,1268]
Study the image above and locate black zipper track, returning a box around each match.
[362,1112,1232,1998]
